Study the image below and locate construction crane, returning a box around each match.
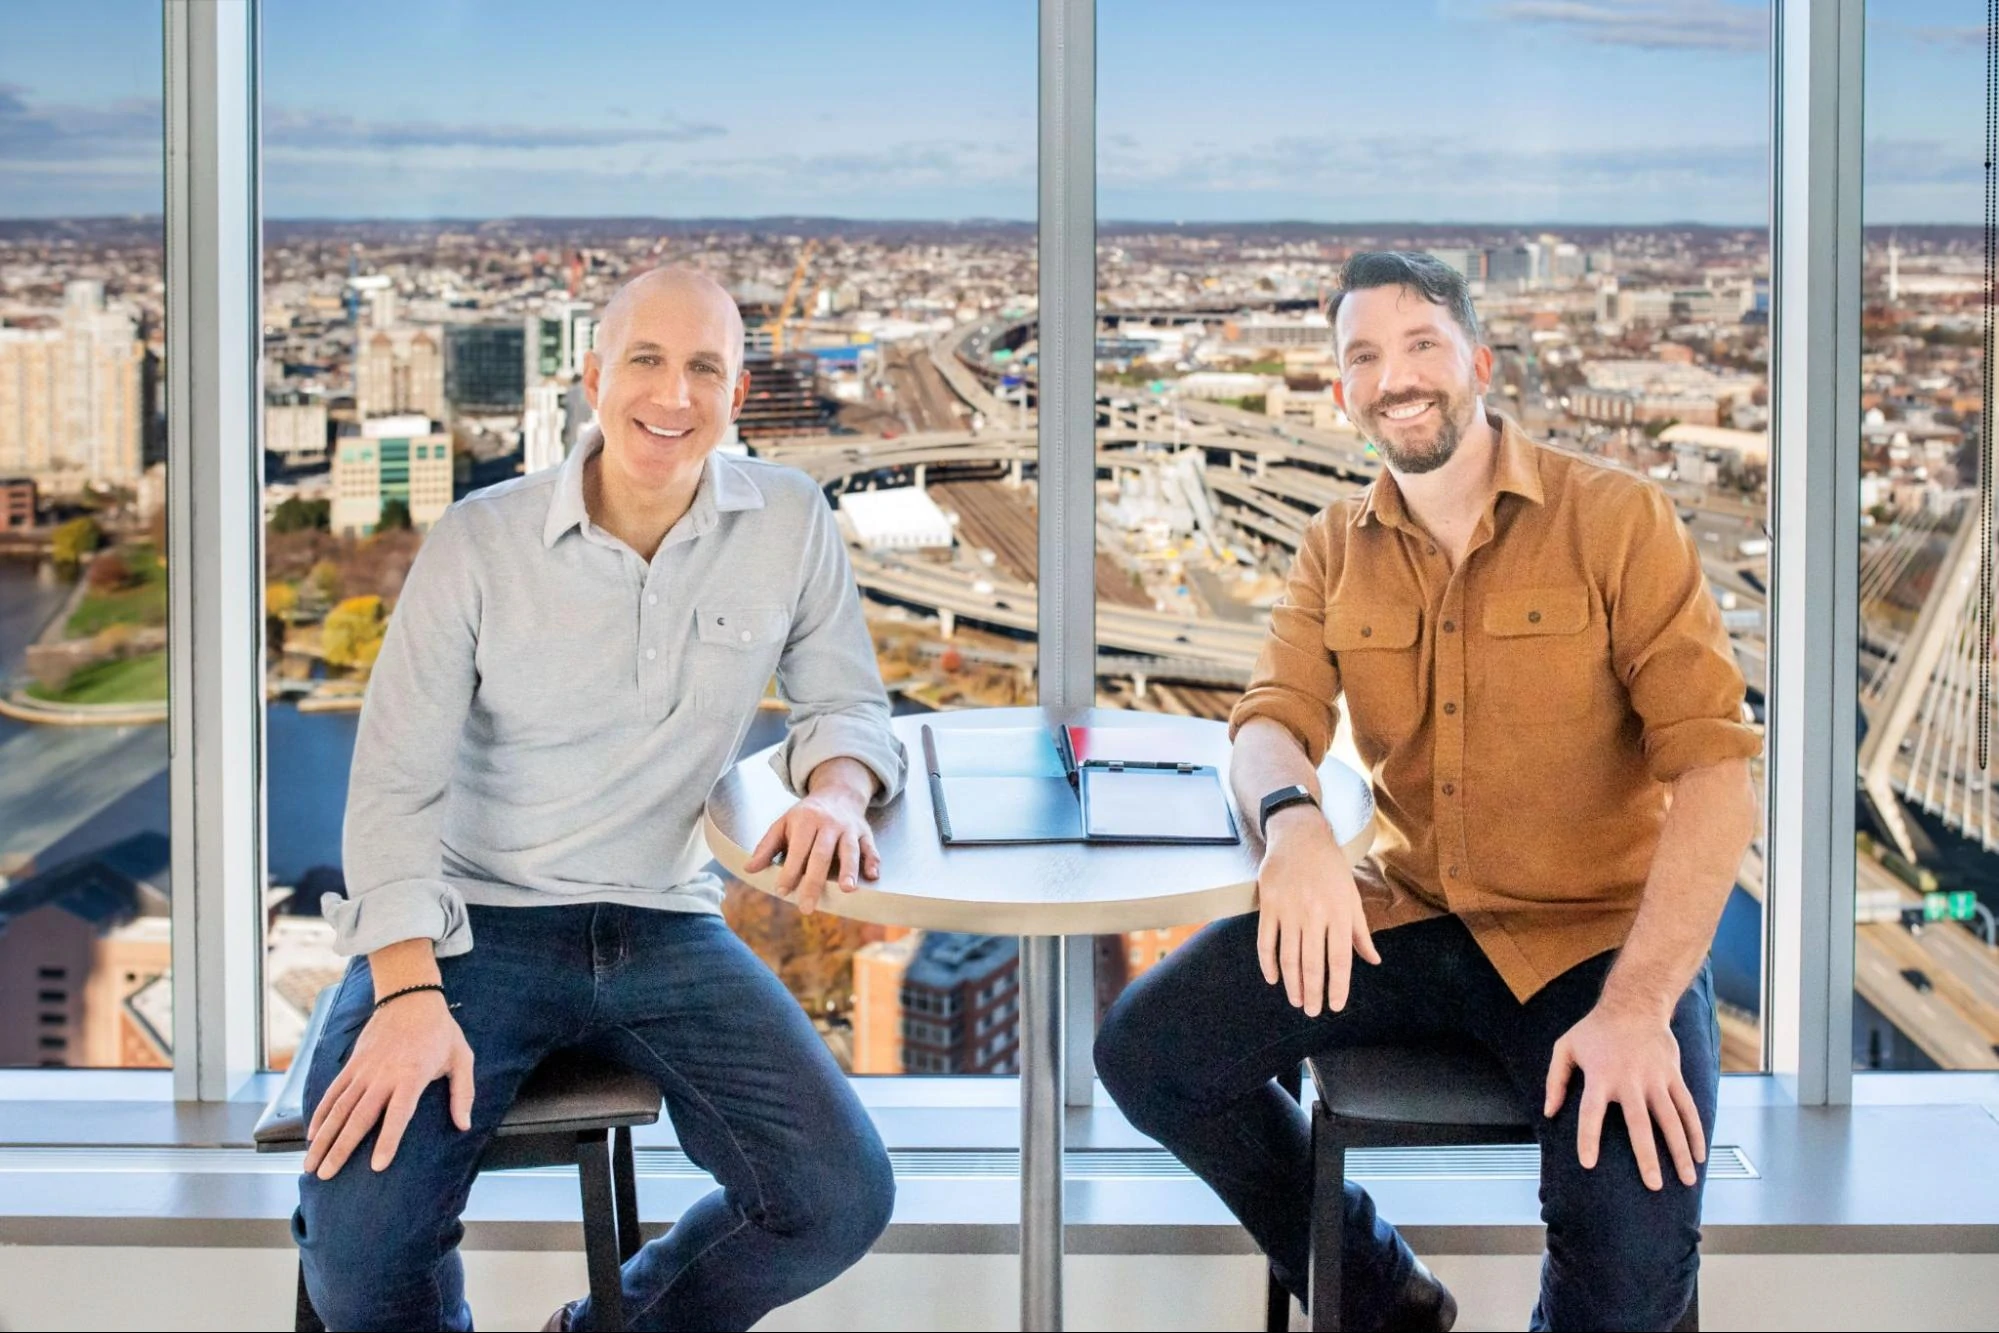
[771,238,819,355]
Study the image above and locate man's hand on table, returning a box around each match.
[1544,999,1706,1192]
[306,939,475,1180]
[1256,805,1380,1016]
[746,756,881,915]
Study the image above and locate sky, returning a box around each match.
[0,0,1984,225]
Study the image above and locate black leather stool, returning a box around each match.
[1266,1043,1699,1332]
[256,990,661,1332]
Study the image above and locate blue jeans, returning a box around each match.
[293,904,894,1332]
[1095,914,1719,1333]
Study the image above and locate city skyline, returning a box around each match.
[0,1,1986,224]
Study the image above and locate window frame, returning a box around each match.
[3,0,1924,1120]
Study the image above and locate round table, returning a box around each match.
[704,706,1375,1332]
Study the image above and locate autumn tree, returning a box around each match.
[50,516,101,570]
[321,595,387,674]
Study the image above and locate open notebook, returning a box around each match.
[920,724,1240,846]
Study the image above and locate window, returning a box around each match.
[1851,0,1998,1071]
[1091,0,1774,1071]
[258,0,1035,1074]
[0,1,172,1069]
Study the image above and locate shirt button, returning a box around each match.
[1527,610,1542,624]
[1360,625,1373,638]
[1426,544,1438,556]
[1442,620,1456,633]
[647,594,658,606]
[1442,782,1455,796]
[1443,702,1457,715]
[739,630,753,643]
[645,648,657,661]
[1448,865,1461,878]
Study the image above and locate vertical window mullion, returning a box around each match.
[164,0,265,1101]
[1766,0,1863,1106]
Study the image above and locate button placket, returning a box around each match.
[1435,564,1472,908]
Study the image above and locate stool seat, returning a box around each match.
[1307,1042,1531,1139]
[254,989,661,1152]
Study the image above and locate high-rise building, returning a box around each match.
[851,931,918,1074]
[525,300,596,383]
[521,382,565,474]
[331,414,452,537]
[737,352,827,439]
[445,323,527,413]
[265,391,329,461]
[0,281,143,491]
[355,328,445,422]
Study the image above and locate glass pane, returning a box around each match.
[1093,0,1773,1071]
[0,2,172,1068]
[1852,1,1999,1071]
[260,0,1035,1073]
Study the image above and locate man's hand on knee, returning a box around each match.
[1255,804,1380,1016]
[1543,1003,1706,1192]
[305,990,475,1180]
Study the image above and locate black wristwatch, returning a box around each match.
[1258,784,1320,836]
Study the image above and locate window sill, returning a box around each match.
[0,1076,1997,1256]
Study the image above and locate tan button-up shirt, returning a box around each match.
[1230,416,1762,1000]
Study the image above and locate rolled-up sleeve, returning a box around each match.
[769,496,907,805]
[1229,511,1342,765]
[1608,485,1763,783]
[326,505,480,957]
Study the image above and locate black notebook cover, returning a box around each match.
[922,724,1239,846]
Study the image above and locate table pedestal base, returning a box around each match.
[1020,934,1065,1331]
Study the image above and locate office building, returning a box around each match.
[355,328,445,422]
[445,323,527,413]
[737,352,827,439]
[1485,242,1546,290]
[902,933,1021,1075]
[520,382,565,474]
[525,300,596,383]
[0,282,144,492]
[264,392,329,462]
[0,833,172,1070]
[330,414,452,537]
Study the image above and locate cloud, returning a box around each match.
[0,82,162,161]
[263,107,725,151]
[1490,0,1767,53]
[1102,131,1766,197]
[1865,139,1984,186]
[1908,24,1988,49]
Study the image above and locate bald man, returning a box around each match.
[293,269,907,1332]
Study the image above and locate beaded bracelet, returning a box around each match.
[373,982,458,1012]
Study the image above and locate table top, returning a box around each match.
[703,706,1376,936]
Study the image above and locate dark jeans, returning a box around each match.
[1095,913,1719,1333]
[293,904,894,1332]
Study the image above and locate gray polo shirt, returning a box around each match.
[326,427,907,958]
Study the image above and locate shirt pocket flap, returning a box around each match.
[1323,603,1421,651]
[696,605,790,648]
[1483,586,1591,638]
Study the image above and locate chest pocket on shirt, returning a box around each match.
[1323,603,1423,745]
[1480,586,1603,723]
[690,605,790,709]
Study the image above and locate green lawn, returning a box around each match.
[65,546,169,638]
[27,650,169,705]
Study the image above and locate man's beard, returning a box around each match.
[1362,387,1470,476]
